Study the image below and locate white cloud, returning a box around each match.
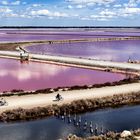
[0,0,140,23]
[32,4,42,7]
[67,5,73,9]
[53,12,68,17]
[123,7,140,13]
[65,0,115,9]
[113,4,122,8]
[11,1,20,5]
[0,7,28,18]
[31,9,68,18]
[31,9,50,16]
[66,0,115,5]
[0,7,12,13]
[81,9,117,21]
[22,2,27,5]
[76,4,84,8]
[1,0,8,5]
[80,4,140,21]
[1,0,21,6]
[120,7,140,17]
[100,9,116,17]
[123,0,140,8]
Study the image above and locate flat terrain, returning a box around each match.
[1,36,140,51]
[0,82,140,113]
[0,32,140,115]
[0,51,140,75]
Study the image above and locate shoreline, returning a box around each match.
[0,51,140,76]
[0,29,140,139]
[0,54,139,76]
[0,82,140,122]
[0,36,140,51]
[0,34,140,125]
[0,77,139,97]
[67,128,140,140]
[0,91,140,122]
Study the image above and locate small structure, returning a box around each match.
[18,46,30,63]
[128,57,132,63]
[20,51,29,63]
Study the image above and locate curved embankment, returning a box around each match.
[0,82,140,114]
[1,77,138,97]
[0,36,140,51]
[0,83,140,122]
[0,51,140,75]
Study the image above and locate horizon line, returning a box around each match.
[0,26,140,28]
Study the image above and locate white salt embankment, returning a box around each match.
[0,51,140,74]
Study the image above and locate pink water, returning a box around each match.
[0,29,138,92]
[0,58,125,92]
[0,29,140,42]
[27,40,140,62]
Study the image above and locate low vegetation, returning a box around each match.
[0,91,140,122]
[67,129,140,140]
[1,77,139,97]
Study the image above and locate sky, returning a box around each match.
[0,0,140,26]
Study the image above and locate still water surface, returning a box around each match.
[0,58,125,92]
[27,40,140,62]
[0,105,139,140]
[0,29,140,42]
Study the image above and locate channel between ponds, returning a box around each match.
[0,105,140,140]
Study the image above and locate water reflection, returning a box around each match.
[0,58,125,92]
[0,105,140,140]
[27,40,140,62]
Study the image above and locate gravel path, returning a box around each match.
[0,82,140,113]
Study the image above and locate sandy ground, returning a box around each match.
[0,82,140,113]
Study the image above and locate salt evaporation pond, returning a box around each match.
[0,105,140,140]
[0,58,125,92]
[0,29,140,42]
[0,30,113,42]
[27,40,140,62]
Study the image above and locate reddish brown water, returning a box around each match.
[0,58,125,92]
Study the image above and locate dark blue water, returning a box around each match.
[0,105,140,140]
